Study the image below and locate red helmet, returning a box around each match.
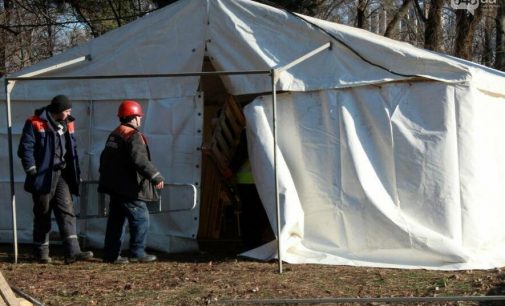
[117,100,144,118]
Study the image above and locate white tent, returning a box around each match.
[2,0,505,270]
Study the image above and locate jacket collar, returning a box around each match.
[122,123,139,131]
[35,106,75,123]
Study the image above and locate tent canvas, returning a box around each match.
[2,0,505,270]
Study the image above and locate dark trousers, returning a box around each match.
[31,171,81,258]
[103,197,149,261]
[237,184,275,250]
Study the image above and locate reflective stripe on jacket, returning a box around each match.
[236,160,254,184]
[17,107,81,195]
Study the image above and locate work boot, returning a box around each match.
[129,254,157,263]
[103,256,129,264]
[35,255,52,264]
[65,251,94,264]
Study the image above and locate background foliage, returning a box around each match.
[1,0,503,77]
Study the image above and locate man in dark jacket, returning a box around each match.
[17,95,94,264]
[99,100,164,264]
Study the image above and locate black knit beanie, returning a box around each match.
[48,95,72,113]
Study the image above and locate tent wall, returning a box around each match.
[243,81,505,270]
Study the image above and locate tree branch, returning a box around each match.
[384,0,413,38]
[413,0,428,23]
[0,24,19,35]
[107,0,122,27]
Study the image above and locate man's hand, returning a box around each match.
[154,181,164,190]
[27,167,37,176]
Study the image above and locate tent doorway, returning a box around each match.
[197,57,274,251]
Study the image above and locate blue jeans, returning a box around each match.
[103,197,149,260]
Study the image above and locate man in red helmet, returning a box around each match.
[98,100,164,264]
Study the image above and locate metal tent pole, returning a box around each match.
[270,69,282,274]
[270,42,332,273]
[5,80,18,263]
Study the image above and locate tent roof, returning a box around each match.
[2,0,505,100]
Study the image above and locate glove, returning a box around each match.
[26,167,37,176]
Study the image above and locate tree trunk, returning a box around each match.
[356,0,366,29]
[107,0,122,27]
[424,0,444,52]
[483,17,493,67]
[384,0,413,38]
[454,8,482,60]
[496,0,505,71]
[0,0,11,77]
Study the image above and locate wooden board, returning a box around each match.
[198,95,246,239]
[0,271,20,306]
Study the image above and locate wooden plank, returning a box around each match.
[199,95,247,240]
[216,132,231,160]
[211,145,227,171]
[219,119,234,147]
[18,299,32,306]
[226,96,246,126]
[0,272,20,306]
[223,107,241,135]
[198,155,227,239]
[199,160,214,238]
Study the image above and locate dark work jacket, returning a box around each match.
[98,124,164,202]
[17,107,81,195]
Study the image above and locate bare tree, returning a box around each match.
[496,0,505,70]
[418,0,445,52]
[254,0,325,15]
[476,11,495,66]
[68,0,134,37]
[454,6,483,60]
[356,0,368,28]
[1,0,504,75]
[315,0,348,21]
[384,0,413,38]
[0,0,10,77]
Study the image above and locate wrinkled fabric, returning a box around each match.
[243,83,505,270]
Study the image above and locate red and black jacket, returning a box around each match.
[98,124,164,202]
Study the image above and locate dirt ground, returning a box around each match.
[1,243,505,306]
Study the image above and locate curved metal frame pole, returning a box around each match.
[269,42,332,274]
[271,69,282,274]
[5,79,18,264]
